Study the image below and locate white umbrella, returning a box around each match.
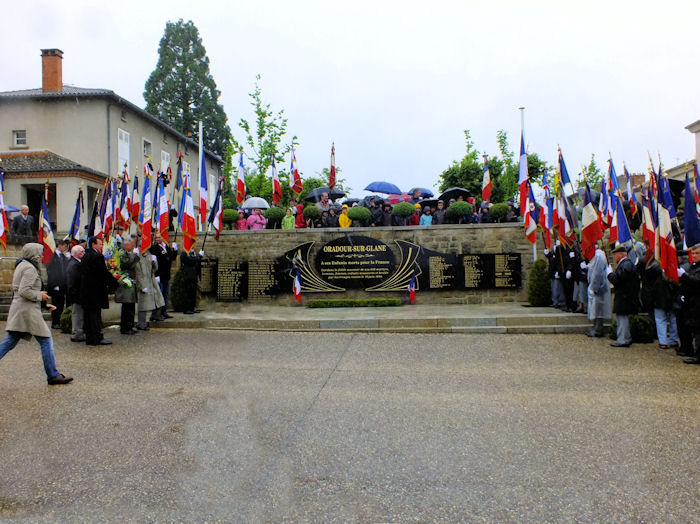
[240,197,270,209]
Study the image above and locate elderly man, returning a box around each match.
[66,244,85,342]
[148,231,178,322]
[135,245,165,330]
[80,236,118,346]
[316,192,332,212]
[678,242,700,364]
[607,244,640,347]
[11,205,34,236]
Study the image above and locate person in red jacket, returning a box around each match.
[295,204,306,228]
[409,204,421,226]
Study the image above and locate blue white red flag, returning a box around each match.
[38,197,56,264]
[518,132,528,215]
[69,187,84,242]
[557,147,575,197]
[408,273,416,304]
[624,163,638,216]
[140,170,152,248]
[684,172,700,250]
[482,155,492,202]
[656,173,678,282]
[131,175,140,226]
[182,183,197,253]
[199,150,208,230]
[581,183,603,261]
[294,268,302,303]
[158,178,169,243]
[290,148,303,194]
[236,151,246,205]
[524,182,538,244]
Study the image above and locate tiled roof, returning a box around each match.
[0,150,105,177]
[0,86,223,164]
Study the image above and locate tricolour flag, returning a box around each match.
[329,143,336,192]
[641,187,656,253]
[208,177,224,240]
[557,184,575,247]
[656,174,678,282]
[524,182,538,244]
[538,168,553,249]
[408,273,416,304]
[0,169,9,250]
[518,132,528,216]
[119,180,130,228]
[68,187,84,242]
[175,151,183,192]
[131,175,140,226]
[482,155,492,202]
[290,148,303,194]
[271,154,282,205]
[140,170,152,249]
[102,180,115,240]
[182,183,197,253]
[609,193,632,246]
[236,151,247,205]
[557,147,575,197]
[294,268,302,303]
[199,151,208,230]
[580,183,603,261]
[157,178,169,244]
[38,197,56,264]
[684,172,700,250]
[624,163,638,217]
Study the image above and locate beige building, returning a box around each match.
[0,48,222,233]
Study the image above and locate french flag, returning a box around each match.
[482,156,492,202]
[236,151,247,205]
[199,150,208,230]
[38,197,56,264]
[657,174,678,281]
[271,154,282,205]
[609,194,632,247]
[557,147,575,197]
[524,182,538,244]
[684,172,700,264]
[538,169,553,249]
[158,178,169,243]
[517,132,528,216]
[290,148,303,194]
[182,184,197,253]
[408,273,416,304]
[580,183,603,261]
[140,172,152,249]
[131,175,140,226]
[294,268,302,303]
[624,163,638,217]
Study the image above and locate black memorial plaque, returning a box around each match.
[217,261,248,302]
[462,254,490,289]
[247,261,279,300]
[200,258,218,294]
[493,253,521,288]
[461,253,521,289]
[315,236,395,288]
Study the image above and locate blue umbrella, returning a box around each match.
[408,187,434,198]
[364,181,402,194]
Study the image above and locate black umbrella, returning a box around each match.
[409,187,435,198]
[342,198,361,206]
[304,186,347,202]
[416,198,438,209]
[438,187,471,202]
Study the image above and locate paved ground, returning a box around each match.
[0,328,699,522]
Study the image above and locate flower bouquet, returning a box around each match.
[103,237,134,288]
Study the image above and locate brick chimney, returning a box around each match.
[41,49,63,92]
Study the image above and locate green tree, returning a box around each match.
[144,19,230,158]
[580,154,602,189]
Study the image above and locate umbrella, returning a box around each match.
[416,198,438,209]
[342,198,361,206]
[388,193,412,204]
[362,195,384,206]
[3,205,20,213]
[438,187,471,202]
[364,181,402,194]
[408,187,434,198]
[240,197,270,209]
[304,186,346,202]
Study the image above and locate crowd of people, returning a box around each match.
[232,191,520,230]
[544,239,700,364]
[0,224,200,385]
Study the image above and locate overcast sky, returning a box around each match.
[3,0,699,197]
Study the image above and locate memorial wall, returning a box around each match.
[197,223,533,306]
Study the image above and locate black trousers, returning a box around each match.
[120,303,135,333]
[183,278,197,312]
[84,307,103,345]
[50,290,65,327]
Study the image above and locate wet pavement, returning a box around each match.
[1,328,699,521]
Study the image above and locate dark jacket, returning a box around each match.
[80,247,118,309]
[11,214,34,236]
[149,242,177,282]
[66,257,82,305]
[324,214,340,228]
[46,251,68,291]
[180,251,201,282]
[432,209,446,225]
[638,260,677,312]
[369,206,383,226]
[679,261,700,328]
[607,256,640,315]
[381,210,393,227]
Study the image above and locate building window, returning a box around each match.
[143,139,152,159]
[12,130,27,148]
[118,128,130,176]
[161,150,170,173]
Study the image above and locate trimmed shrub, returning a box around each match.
[223,209,239,229]
[490,203,509,222]
[264,206,285,221]
[60,306,72,334]
[222,197,234,209]
[169,269,200,312]
[527,259,551,306]
[392,201,415,217]
[347,206,371,226]
[307,298,402,308]
[608,315,654,343]
[303,204,321,220]
[446,201,474,220]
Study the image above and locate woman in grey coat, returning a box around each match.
[135,249,165,330]
[0,243,72,385]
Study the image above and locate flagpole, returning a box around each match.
[198,120,203,232]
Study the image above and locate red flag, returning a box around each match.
[290,149,303,194]
[580,184,603,260]
[329,143,336,192]
[271,154,282,205]
[482,156,492,202]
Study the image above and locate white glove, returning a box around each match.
[554,272,559,279]
[543,249,549,255]
[151,254,157,262]
[677,267,686,277]
[54,286,59,291]
[134,247,140,254]
[172,242,178,251]
[569,252,575,258]
[606,265,613,275]
[199,250,204,256]
[142,288,148,293]
[155,276,161,283]
[580,261,587,269]
[566,270,572,279]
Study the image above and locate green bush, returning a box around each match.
[527,259,551,306]
[347,206,371,226]
[222,197,234,209]
[490,203,509,222]
[60,306,72,334]
[392,201,415,217]
[446,201,474,219]
[307,298,402,308]
[223,209,239,229]
[264,206,285,221]
[302,204,321,220]
[608,315,654,343]
[170,269,200,312]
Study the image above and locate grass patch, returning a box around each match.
[307,298,402,308]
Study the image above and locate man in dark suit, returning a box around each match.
[607,244,640,347]
[148,231,178,321]
[11,205,34,236]
[66,244,85,342]
[46,239,70,329]
[80,236,118,346]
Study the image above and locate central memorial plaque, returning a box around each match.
[315,236,395,288]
